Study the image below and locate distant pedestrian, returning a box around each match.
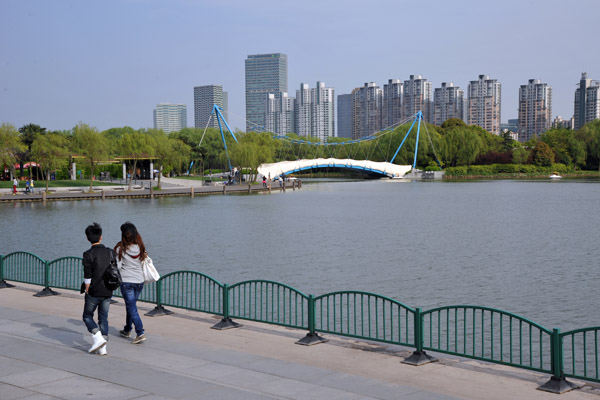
[12,177,18,195]
[114,222,148,345]
[82,222,115,356]
[25,178,30,194]
[262,176,267,187]
[30,178,34,193]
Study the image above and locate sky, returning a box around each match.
[1,0,599,133]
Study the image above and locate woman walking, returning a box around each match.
[114,222,147,344]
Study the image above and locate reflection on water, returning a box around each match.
[1,178,599,330]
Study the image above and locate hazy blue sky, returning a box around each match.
[1,0,599,132]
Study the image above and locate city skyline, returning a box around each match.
[1,0,599,133]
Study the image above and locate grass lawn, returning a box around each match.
[0,180,124,189]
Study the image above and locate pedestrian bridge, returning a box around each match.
[257,158,412,179]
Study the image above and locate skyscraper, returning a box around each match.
[265,92,295,136]
[352,82,382,139]
[382,79,403,128]
[194,85,227,129]
[467,74,502,135]
[574,72,600,130]
[518,79,552,142]
[245,53,288,132]
[403,75,432,122]
[337,94,353,139]
[294,82,335,141]
[153,103,187,133]
[433,82,465,126]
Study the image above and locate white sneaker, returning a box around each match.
[88,331,107,353]
[97,344,107,356]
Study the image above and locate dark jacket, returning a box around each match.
[83,244,115,297]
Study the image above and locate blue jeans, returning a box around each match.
[121,282,145,336]
[82,294,111,336]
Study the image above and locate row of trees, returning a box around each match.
[2,117,600,192]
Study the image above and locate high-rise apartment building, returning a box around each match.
[403,75,432,123]
[467,74,502,135]
[517,79,552,142]
[433,82,465,126]
[245,53,288,132]
[337,94,353,139]
[153,103,187,133]
[552,116,574,130]
[352,82,383,139]
[194,85,227,129]
[293,82,335,141]
[382,79,403,128]
[265,92,295,136]
[574,72,600,130]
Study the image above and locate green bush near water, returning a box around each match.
[445,163,571,177]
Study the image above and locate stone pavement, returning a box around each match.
[1,284,598,400]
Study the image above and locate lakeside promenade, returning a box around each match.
[1,284,599,399]
[0,176,298,203]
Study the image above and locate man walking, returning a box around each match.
[82,222,114,355]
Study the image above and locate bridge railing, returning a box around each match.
[1,251,598,392]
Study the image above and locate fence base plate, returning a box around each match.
[538,376,581,394]
[0,280,15,289]
[296,333,328,346]
[402,351,438,366]
[34,287,60,297]
[211,318,241,330]
[145,305,174,317]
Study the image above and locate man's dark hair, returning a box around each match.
[85,222,102,244]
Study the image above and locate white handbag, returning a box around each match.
[141,255,160,283]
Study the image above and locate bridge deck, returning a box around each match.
[258,158,412,179]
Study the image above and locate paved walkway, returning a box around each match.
[1,284,598,400]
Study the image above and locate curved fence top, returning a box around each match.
[561,326,600,337]
[422,304,552,334]
[3,251,47,263]
[160,270,224,287]
[314,290,416,312]
[228,279,309,298]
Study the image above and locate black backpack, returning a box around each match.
[103,250,122,291]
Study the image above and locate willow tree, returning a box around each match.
[72,123,109,192]
[120,130,153,190]
[0,123,26,180]
[150,130,191,189]
[30,133,69,192]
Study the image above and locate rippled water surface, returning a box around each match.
[2,178,599,330]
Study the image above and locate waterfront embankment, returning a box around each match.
[0,176,301,203]
[1,283,598,399]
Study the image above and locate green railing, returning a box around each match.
[228,280,308,330]
[421,306,552,374]
[1,250,598,392]
[314,291,415,347]
[561,327,600,383]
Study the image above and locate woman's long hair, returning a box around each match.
[114,221,146,261]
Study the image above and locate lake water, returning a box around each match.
[1,178,599,331]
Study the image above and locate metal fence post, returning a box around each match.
[146,278,173,317]
[34,260,59,297]
[538,328,580,393]
[402,307,437,365]
[212,283,241,330]
[296,295,328,345]
[0,254,13,288]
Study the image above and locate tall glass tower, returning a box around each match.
[245,53,288,132]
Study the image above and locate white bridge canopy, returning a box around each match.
[257,158,412,179]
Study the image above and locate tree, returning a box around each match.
[18,123,46,178]
[531,141,555,167]
[512,145,529,166]
[148,130,191,189]
[0,123,26,179]
[541,128,585,168]
[72,123,109,192]
[575,120,600,170]
[120,130,153,190]
[30,133,69,192]
[230,132,277,182]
